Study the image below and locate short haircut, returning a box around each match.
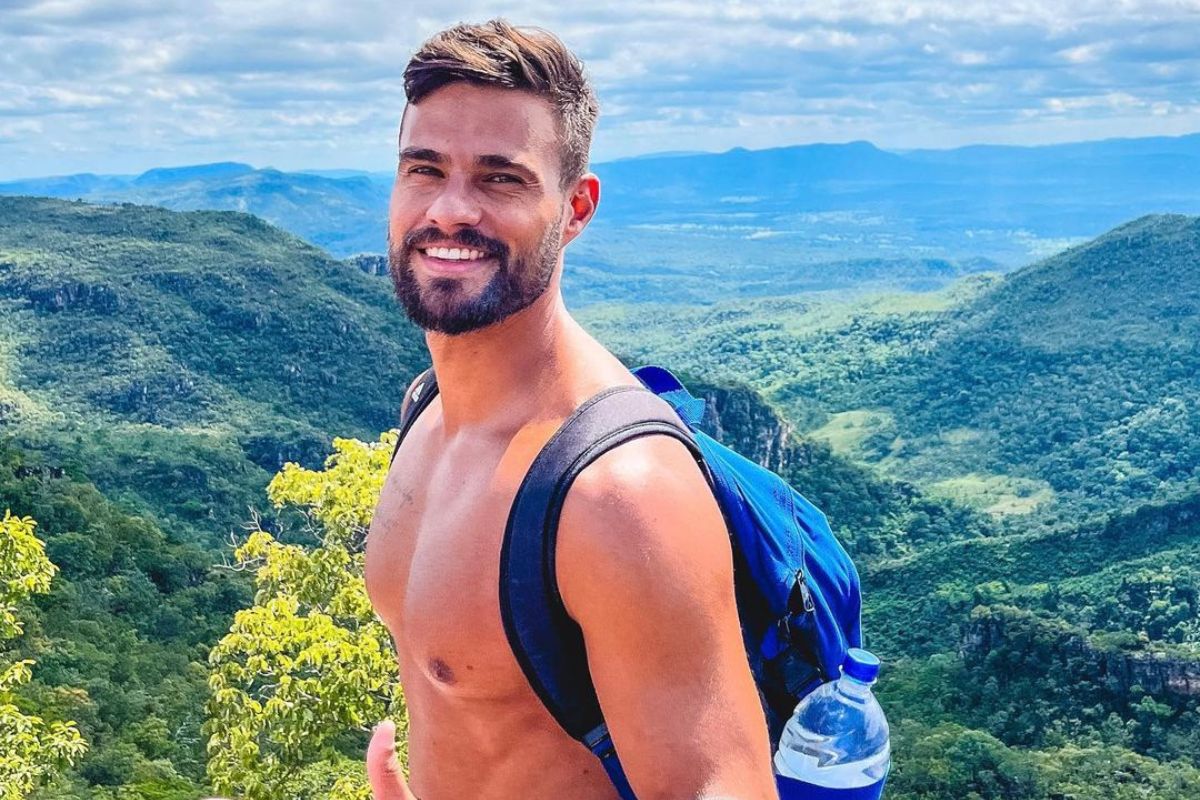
[404,19,599,189]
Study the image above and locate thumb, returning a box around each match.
[367,719,414,800]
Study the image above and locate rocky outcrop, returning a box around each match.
[964,606,1200,698]
[346,253,387,277]
[93,374,201,422]
[695,383,794,473]
[26,281,126,314]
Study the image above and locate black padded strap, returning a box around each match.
[498,385,706,752]
[389,368,438,466]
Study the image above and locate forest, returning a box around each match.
[1,197,1198,798]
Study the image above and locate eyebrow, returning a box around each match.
[477,153,526,171]
[399,147,443,163]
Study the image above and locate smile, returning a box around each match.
[416,246,496,276]
[420,246,488,261]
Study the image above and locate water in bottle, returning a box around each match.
[774,648,890,799]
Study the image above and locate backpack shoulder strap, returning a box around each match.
[389,367,438,467]
[499,384,708,799]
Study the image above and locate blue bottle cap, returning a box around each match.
[842,648,880,683]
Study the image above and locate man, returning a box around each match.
[363,20,777,800]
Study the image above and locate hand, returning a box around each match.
[367,719,416,800]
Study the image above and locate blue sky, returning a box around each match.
[3,0,1199,180]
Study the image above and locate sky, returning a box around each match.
[2,0,1199,180]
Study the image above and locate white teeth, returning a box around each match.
[426,247,486,261]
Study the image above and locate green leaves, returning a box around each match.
[204,433,404,800]
[0,511,55,641]
[0,510,88,799]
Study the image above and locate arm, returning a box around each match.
[557,435,777,800]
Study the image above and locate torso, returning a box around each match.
[364,395,622,800]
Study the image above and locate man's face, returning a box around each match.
[388,82,573,335]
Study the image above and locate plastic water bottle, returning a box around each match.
[773,648,890,799]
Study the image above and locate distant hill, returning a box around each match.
[583,132,1200,264]
[856,214,1200,514]
[941,214,1200,349]
[5,133,1198,279]
[0,163,391,256]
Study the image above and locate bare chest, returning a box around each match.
[364,418,558,700]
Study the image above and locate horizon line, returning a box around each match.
[2,129,1198,184]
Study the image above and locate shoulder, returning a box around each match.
[556,432,732,620]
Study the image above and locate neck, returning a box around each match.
[423,281,614,438]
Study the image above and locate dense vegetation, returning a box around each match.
[580,215,1200,525]
[1,197,1197,798]
[0,438,249,798]
[0,196,429,547]
[579,214,1200,797]
[1,508,87,798]
[0,196,429,796]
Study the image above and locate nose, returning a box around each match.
[424,175,483,230]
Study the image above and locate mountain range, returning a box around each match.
[0,195,1010,797]
[0,163,392,257]
[4,133,1198,290]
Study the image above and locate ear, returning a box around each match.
[560,173,600,247]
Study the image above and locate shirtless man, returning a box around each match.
[363,20,777,800]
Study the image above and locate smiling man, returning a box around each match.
[363,20,777,800]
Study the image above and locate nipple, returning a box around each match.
[429,657,456,685]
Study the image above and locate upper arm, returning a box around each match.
[557,435,777,800]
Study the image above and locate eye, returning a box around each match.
[405,165,442,177]
[485,173,522,184]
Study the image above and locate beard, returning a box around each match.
[387,217,561,336]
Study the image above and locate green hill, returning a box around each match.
[869,488,1200,792]
[0,196,429,544]
[0,196,988,557]
[580,214,1200,524]
[0,164,392,257]
[948,214,1200,350]
[579,214,1200,792]
[856,214,1200,518]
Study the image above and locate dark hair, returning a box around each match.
[404,19,599,188]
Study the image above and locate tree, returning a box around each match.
[0,510,88,799]
[204,434,406,800]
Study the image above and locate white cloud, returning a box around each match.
[786,28,864,49]
[1,0,1199,178]
[1059,41,1112,63]
[0,119,44,143]
[951,50,990,66]
[1044,92,1142,113]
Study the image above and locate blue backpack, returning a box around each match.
[390,365,863,799]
